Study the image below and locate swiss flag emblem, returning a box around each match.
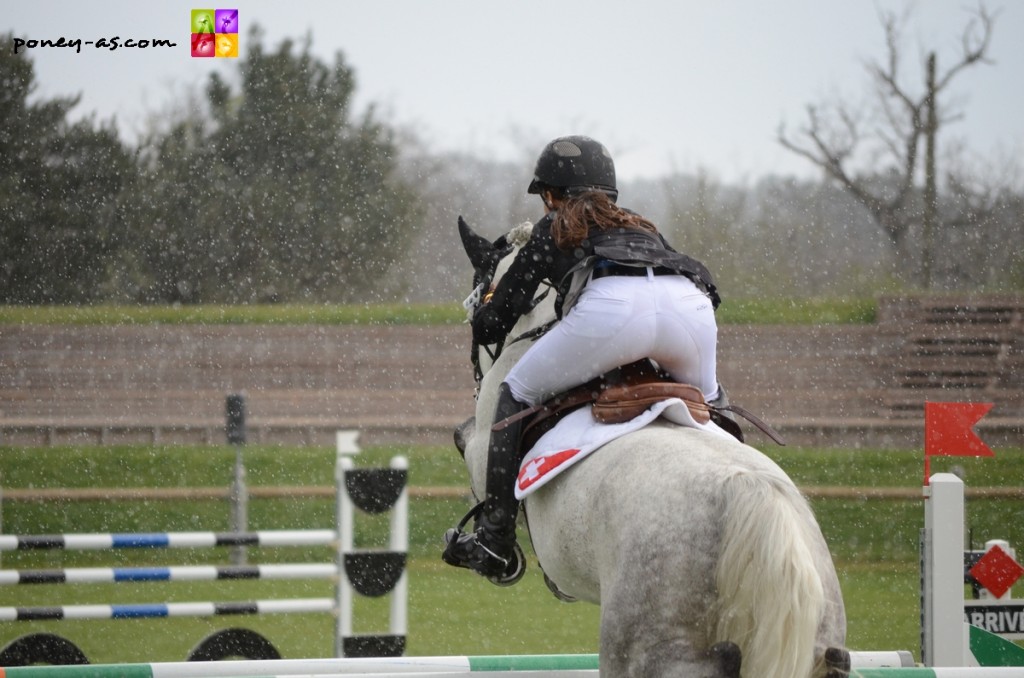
[517,449,581,492]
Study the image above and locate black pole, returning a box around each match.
[226,393,248,564]
[226,393,247,445]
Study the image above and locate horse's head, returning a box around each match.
[458,216,510,291]
[458,216,555,359]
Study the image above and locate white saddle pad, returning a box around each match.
[515,398,733,499]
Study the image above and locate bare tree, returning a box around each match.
[778,4,996,289]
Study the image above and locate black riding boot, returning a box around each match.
[442,382,528,585]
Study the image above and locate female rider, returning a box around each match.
[443,135,723,584]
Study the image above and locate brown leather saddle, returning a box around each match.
[495,360,784,454]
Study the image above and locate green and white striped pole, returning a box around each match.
[3,659,1023,678]
[852,671,1024,677]
[0,654,600,678]
[0,652,966,678]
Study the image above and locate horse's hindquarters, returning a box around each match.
[525,427,737,605]
[524,426,845,678]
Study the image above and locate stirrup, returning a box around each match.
[442,502,526,586]
[443,529,526,586]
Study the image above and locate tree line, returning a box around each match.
[2,12,1021,306]
[1,29,419,305]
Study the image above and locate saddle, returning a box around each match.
[594,381,710,424]
[498,360,784,453]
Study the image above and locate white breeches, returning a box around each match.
[505,270,719,406]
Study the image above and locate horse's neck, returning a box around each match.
[491,234,557,339]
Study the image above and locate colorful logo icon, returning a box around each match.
[191,8,238,58]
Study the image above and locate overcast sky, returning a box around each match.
[6,1,1023,183]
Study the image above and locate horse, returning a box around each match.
[451,219,848,678]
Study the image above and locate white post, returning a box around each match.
[336,430,361,457]
[389,455,409,638]
[334,441,358,658]
[229,445,248,565]
[923,473,967,667]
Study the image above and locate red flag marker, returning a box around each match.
[924,402,994,484]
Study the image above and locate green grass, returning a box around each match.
[0,445,462,490]
[1,444,1022,664]
[0,304,466,326]
[0,298,878,326]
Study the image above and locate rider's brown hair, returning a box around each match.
[550,190,658,251]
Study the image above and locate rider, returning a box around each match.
[443,135,724,583]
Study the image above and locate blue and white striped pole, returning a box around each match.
[0,563,337,585]
[0,530,337,551]
[0,598,334,622]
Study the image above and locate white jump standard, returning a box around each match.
[0,445,409,664]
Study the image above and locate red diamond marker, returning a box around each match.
[969,544,1024,598]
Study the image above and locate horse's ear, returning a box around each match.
[458,216,499,271]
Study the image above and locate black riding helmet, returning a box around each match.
[527,135,618,202]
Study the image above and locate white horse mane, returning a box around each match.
[506,221,534,247]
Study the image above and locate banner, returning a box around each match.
[924,401,994,484]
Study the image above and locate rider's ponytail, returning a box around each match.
[551,190,658,251]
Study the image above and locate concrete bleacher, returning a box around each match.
[0,324,472,447]
[876,295,1023,424]
[1,295,1020,449]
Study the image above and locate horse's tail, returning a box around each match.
[712,469,825,678]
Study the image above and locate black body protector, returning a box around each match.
[557,227,720,317]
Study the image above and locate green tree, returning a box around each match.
[0,36,133,304]
[132,28,421,303]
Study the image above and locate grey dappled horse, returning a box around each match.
[454,222,847,678]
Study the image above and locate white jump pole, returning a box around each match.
[335,434,359,659]
[922,473,967,667]
[389,455,410,639]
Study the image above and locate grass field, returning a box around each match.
[1,443,1022,664]
[0,297,877,326]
